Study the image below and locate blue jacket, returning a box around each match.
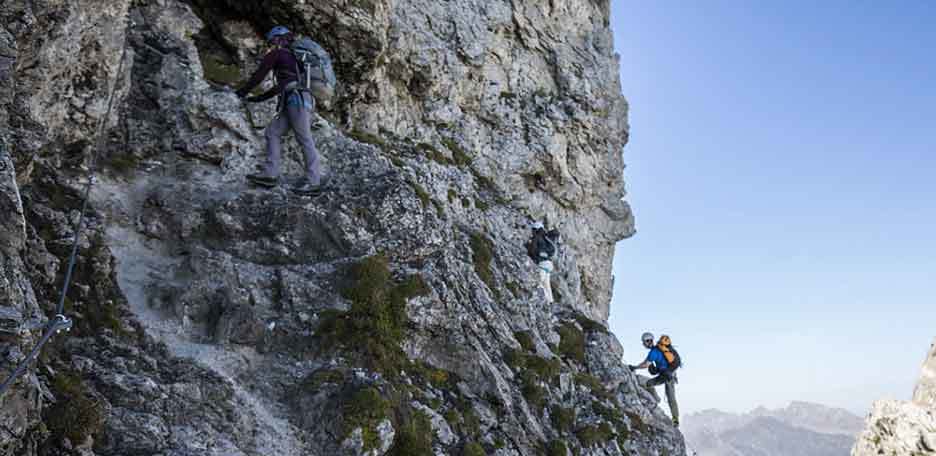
[645,347,669,372]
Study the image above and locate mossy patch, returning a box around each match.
[444,408,461,428]
[301,369,346,392]
[387,410,433,456]
[514,331,535,352]
[574,313,607,334]
[625,411,650,435]
[474,173,496,193]
[442,137,471,167]
[547,440,569,456]
[348,128,387,148]
[505,349,560,384]
[483,392,506,417]
[68,239,127,338]
[551,406,576,434]
[520,371,547,409]
[107,152,142,175]
[412,362,453,389]
[469,232,497,296]
[574,373,613,401]
[397,274,430,300]
[45,373,103,445]
[462,442,485,456]
[474,197,489,212]
[505,281,521,298]
[317,255,429,376]
[575,422,614,447]
[447,188,458,203]
[525,355,561,382]
[592,401,623,424]
[557,323,585,363]
[418,142,451,165]
[343,387,391,451]
[201,55,241,85]
[409,181,432,208]
[462,407,481,436]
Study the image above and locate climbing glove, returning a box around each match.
[628,365,637,372]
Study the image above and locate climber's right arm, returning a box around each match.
[235,51,277,98]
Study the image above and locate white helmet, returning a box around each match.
[530,221,545,230]
[641,332,654,344]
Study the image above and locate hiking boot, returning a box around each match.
[311,115,328,130]
[246,172,280,188]
[672,417,680,428]
[247,172,279,183]
[292,179,324,194]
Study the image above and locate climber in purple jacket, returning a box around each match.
[235,26,321,193]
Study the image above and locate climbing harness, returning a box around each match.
[0,11,131,399]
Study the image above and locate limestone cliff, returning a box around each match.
[852,338,936,456]
[0,0,683,455]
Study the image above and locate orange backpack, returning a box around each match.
[657,335,682,371]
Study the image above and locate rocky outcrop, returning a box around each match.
[1,0,680,455]
[852,339,936,456]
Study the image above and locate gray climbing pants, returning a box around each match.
[644,374,679,421]
[263,91,320,185]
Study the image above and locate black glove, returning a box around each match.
[234,88,248,99]
[245,95,265,103]
[628,365,637,372]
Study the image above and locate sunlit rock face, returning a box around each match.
[852,339,936,456]
[0,1,686,455]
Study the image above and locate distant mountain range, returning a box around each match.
[682,401,864,456]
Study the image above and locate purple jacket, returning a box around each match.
[235,48,300,101]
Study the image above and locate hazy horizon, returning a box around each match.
[607,1,935,416]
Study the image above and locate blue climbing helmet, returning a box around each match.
[266,26,291,42]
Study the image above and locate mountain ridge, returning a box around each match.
[683,401,862,456]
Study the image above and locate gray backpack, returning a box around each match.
[290,37,336,108]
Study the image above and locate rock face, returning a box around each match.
[683,402,863,456]
[852,339,936,456]
[0,0,682,455]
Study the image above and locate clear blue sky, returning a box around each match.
[607,1,936,415]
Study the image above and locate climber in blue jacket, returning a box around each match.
[629,332,680,427]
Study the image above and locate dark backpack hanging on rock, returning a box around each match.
[290,37,336,108]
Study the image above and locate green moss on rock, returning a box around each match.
[557,323,585,363]
[442,137,471,167]
[200,55,241,85]
[348,128,387,148]
[46,373,103,445]
[462,441,485,456]
[343,387,390,451]
[574,313,607,334]
[551,406,576,434]
[470,232,496,295]
[520,371,547,409]
[547,440,569,456]
[574,373,613,401]
[625,411,650,434]
[301,369,346,392]
[418,142,451,165]
[514,331,535,352]
[409,181,432,208]
[387,410,433,456]
[317,255,428,376]
[576,422,614,447]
